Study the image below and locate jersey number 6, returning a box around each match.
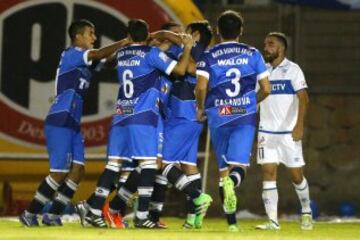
[123,69,134,98]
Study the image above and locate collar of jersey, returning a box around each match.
[277,58,290,68]
[218,41,239,45]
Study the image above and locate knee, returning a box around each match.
[68,164,85,183]
[292,175,304,185]
[49,172,67,184]
[181,164,199,175]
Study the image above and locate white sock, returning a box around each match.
[293,178,311,214]
[262,181,278,223]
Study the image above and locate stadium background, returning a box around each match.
[0,0,359,218]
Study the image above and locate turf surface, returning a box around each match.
[1,217,359,240]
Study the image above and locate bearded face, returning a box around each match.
[263,36,282,63]
[264,49,279,63]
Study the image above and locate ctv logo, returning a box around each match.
[0,0,179,147]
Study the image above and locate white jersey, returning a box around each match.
[259,58,307,133]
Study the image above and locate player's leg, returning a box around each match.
[223,124,256,231]
[81,126,126,227]
[283,135,313,230]
[255,132,280,230]
[128,124,160,228]
[210,126,238,231]
[181,165,201,229]
[44,130,86,226]
[149,166,168,228]
[179,121,204,228]
[149,119,169,228]
[161,120,212,228]
[19,125,70,227]
[103,166,133,229]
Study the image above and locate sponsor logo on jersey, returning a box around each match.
[219,106,246,115]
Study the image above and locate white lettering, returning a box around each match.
[218,58,248,66]
[214,97,251,106]
[118,60,141,67]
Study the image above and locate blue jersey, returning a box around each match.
[45,47,93,131]
[196,42,269,128]
[112,45,177,127]
[167,43,206,121]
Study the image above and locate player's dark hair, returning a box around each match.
[267,32,288,51]
[128,19,149,42]
[68,19,95,41]
[161,21,181,30]
[186,20,213,47]
[217,10,244,40]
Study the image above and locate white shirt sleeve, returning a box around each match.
[83,50,93,66]
[291,65,308,92]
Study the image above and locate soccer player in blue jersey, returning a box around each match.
[19,19,129,227]
[195,10,271,231]
[79,19,212,229]
[154,21,213,229]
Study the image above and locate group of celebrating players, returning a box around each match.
[19,9,314,232]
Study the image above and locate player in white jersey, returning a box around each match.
[256,32,313,230]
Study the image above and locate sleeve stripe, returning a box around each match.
[165,60,177,75]
[196,70,210,80]
[256,71,270,81]
[83,50,93,66]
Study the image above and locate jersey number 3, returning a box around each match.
[123,69,134,98]
[225,68,241,97]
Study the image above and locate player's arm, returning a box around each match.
[292,89,309,141]
[171,34,193,76]
[150,30,183,46]
[87,37,130,61]
[256,77,271,103]
[195,75,208,122]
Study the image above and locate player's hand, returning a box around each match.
[197,108,207,122]
[292,124,304,141]
[181,34,194,49]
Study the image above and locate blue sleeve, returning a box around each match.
[147,47,177,75]
[195,53,210,80]
[67,48,92,67]
[167,44,183,60]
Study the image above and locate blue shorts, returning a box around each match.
[107,125,131,161]
[210,124,256,170]
[45,125,84,172]
[162,118,203,165]
[108,124,158,161]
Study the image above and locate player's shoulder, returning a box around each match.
[282,58,303,72]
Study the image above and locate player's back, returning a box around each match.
[45,47,93,130]
[167,43,206,121]
[113,45,175,127]
[197,42,268,127]
[197,42,268,128]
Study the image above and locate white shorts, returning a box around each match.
[256,132,305,168]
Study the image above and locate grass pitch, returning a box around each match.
[1,217,360,240]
